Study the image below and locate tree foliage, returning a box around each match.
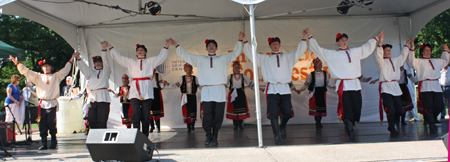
[0,15,74,107]
[414,9,450,58]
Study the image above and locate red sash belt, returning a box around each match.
[37,99,56,123]
[417,78,439,114]
[133,77,151,100]
[378,80,397,124]
[337,78,358,121]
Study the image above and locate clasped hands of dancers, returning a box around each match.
[8,28,450,148]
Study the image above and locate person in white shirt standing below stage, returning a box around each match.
[74,41,112,130]
[226,61,254,131]
[107,39,170,137]
[374,38,414,138]
[169,32,245,146]
[243,30,308,145]
[10,53,75,150]
[407,43,450,134]
[306,28,383,142]
[440,65,450,121]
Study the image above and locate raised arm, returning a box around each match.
[148,39,170,67]
[285,29,308,64]
[406,44,418,70]
[172,39,201,67]
[439,44,450,69]
[105,41,133,69]
[11,55,40,85]
[224,32,245,64]
[353,31,382,59]
[101,41,112,75]
[305,28,329,62]
[374,44,384,71]
[397,39,414,66]
[55,53,75,82]
[74,52,93,79]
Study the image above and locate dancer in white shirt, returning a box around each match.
[306,28,383,142]
[11,53,75,150]
[170,32,245,146]
[406,43,450,134]
[243,30,308,145]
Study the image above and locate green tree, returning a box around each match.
[0,15,74,108]
[414,9,450,58]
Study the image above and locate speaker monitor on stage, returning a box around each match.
[86,128,155,162]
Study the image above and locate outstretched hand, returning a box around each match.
[377,31,384,41]
[239,31,246,41]
[369,79,379,84]
[101,41,107,49]
[73,51,81,59]
[165,39,171,47]
[9,55,18,65]
[405,39,414,47]
[379,32,384,45]
[169,38,177,46]
[104,41,112,48]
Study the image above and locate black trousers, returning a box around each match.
[39,107,57,138]
[381,93,402,131]
[202,102,225,133]
[122,103,131,119]
[342,90,362,122]
[88,102,110,129]
[131,98,152,137]
[267,94,292,120]
[421,92,444,115]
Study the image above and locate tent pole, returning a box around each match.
[248,4,264,148]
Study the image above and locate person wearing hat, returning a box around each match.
[406,43,450,134]
[226,61,254,131]
[106,39,170,137]
[296,58,331,128]
[10,53,75,150]
[165,63,200,133]
[74,41,112,130]
[242,30,308,145]
[374,37,414,138]
[148,69,166,133]
[169,32,245,146]
[110,74,132,128]
[306,28,383,142]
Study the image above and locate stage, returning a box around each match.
[4,120,448,153]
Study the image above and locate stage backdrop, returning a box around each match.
[79,17,419,128]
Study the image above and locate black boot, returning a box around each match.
[187,123,191,133]
[49,136,57,149]
[315,116,323,128]
[149,119,155,133]
[401,112,407,125]
[191,121,195,131]
[212,128,218,146]
[204,130,212,145]
[238,120,244,130]
[344,119,357,142]
[423,114,428,126]
[387,115,399,138]
[280,117,290,139]
[434,113,441,123]
[156,119,161,133]
[270,119,282,145]
[426,113,438,134]
[233,120,238,130]
[39,138,48,150]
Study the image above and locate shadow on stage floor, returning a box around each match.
[1,120,448,157]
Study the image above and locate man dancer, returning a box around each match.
[10,53,75,150]
[75,41,112,129]
[374,38,413,138]
[170,32,245,146]
[306,28,383,142]
[107,40,170,137]
[407,43,449,134]
[243,31,308,145]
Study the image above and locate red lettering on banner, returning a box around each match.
[244,69,253,80]
[292,68,300,81]
[300,67,309,81]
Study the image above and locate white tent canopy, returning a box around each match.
[2,0,450,129]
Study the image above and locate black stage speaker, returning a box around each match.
[86,129,154,162]
[442,133,448,150]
